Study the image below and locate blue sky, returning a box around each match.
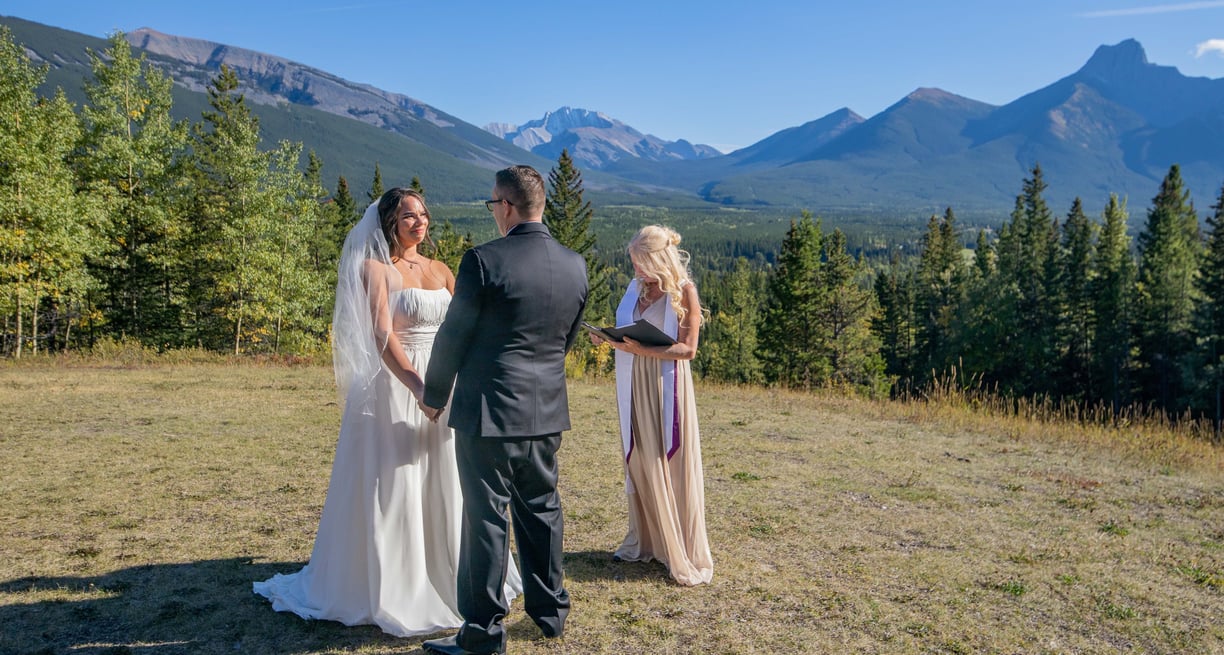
[4,0,1224,152]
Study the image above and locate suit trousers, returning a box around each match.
[454,431,570,653]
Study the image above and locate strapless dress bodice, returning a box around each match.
[391,287,450,349]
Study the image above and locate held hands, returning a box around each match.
[417,398,444,422]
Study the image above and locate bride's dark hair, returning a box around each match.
[377,187,436,257]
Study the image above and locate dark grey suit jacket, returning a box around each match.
[423,221,588,437]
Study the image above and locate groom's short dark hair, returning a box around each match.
[495,165,544,217]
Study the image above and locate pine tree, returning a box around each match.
[1134,164,1203,413]
[957,228,1002,382]
[703,258,764,384]
[186,65,273,353]
[432,220,475,275]
[759,212,828,388]
[872,254,915,386]
[972,228,995,281]
[913,208,966,383]
[819,229,886,394]
[367,163,384,204]
[1054,197,1097,400]
[1194,182,1224,431]
[409,175,424,194]
[78,31,189,346]
[333,175,358,229]
[992,164,1060,395]
[544,149,611,324]
[1091,194,1136,411]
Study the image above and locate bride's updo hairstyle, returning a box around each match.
[628,225,699,324]
[377,187,432,256]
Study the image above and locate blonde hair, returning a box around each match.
[628,225,698,324]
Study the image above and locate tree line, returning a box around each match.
[692,162,1224,432]
[4,27,1223,431]
[0,29,480,356]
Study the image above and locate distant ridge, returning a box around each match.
[645,40,1224,211]
[5,14,1223,214]
[126,27,542,171]
[487,106,722,169]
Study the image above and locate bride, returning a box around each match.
[254,188,521,636]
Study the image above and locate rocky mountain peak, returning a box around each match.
[488,107,719,168]
[1079,38,1149,79]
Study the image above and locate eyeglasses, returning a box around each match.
[484,198,513,211]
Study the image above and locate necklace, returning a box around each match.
[393,255,425,269]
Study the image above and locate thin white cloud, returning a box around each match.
[1196,39,1224,57]
[1080,0,1224,17]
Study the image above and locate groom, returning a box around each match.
[420,165,588,655]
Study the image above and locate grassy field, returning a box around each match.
[0,360,1220,654]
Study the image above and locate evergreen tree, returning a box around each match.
[872,254,915,386]
[78,31,189,346]
[702,257,764,384]
[759,212,829,388]
[410,175,424,194]
[819,228,886,394]
[186,65,273,352]
[544,149,611,323]
[333,175,358,229]
[972,228,995,281]
[431,220,474,274]
[1091,194,1136,411]
[542,149,612,374]
[1053,197,1097,400]
[992,164,1060,395]
[302,152,336,275]
[1194,182,1224,430]
[367,163,384,204]
[913,208,966,383]
[1134,165,1203,413]
[952,228,1002,384]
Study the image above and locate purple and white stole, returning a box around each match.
[614,279,680,483]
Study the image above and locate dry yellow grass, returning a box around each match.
[0,360,1220,654]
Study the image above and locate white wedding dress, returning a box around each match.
[254,287,521,637]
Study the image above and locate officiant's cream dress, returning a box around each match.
[612,280,713,586]
[254,288,521,636]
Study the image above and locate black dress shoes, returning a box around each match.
[421,635,502,655]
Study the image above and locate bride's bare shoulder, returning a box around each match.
[361,259,396,286]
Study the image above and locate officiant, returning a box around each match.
[588,225,713,586]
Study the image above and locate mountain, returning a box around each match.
[686,40,1224,212]
[487,107,722,169]
[1,16,532,201]
[118,29,678,200]
[123,27,545,172]
[5,13,1223,216]
[727,108,865,167]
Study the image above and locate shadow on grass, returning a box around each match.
[2,552,673,654]
[563,549,672,584]
[0,557,441,654]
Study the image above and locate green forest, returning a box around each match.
[3,28,1223,431]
